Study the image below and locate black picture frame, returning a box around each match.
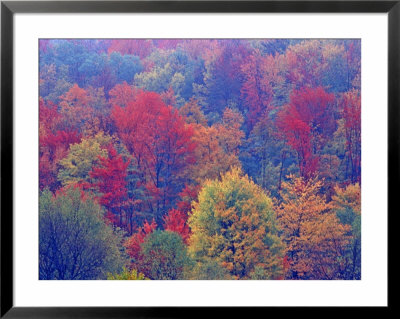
[0,0,395,317]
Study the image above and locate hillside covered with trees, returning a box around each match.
[39,39,361,280]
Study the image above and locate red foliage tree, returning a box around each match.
[163,184,200,244]
[124,219,157,261]
[112,91,197,222]
[39,99,81,191]
[108,39,154,59]
[89,144,130,228]
[39,99,61,132]
[277,87,335,179]
[163,209,190,243]
[176,184,200,213]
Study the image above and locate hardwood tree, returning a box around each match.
[277,175,351,279]
[188,167,284,279]
[39,187,126,279]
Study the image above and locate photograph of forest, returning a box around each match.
[39,39,361,280]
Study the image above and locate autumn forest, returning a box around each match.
[39,39,361,280]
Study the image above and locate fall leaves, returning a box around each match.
[39,39,361,280]
[277,176,356,279]
[188,167,284,280]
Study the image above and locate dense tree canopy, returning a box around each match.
[39,39,361,280]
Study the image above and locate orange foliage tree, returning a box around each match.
[277,175,351,279]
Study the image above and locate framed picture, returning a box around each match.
[1,0,394,317]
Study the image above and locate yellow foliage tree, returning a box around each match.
[188,167,284,280]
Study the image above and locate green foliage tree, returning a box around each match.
[332,183,361,279]
[39,187,126,279]
[134,62,174,93]
[188,167,284,279]
[139,230,192,280]
[57,132,111,186]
